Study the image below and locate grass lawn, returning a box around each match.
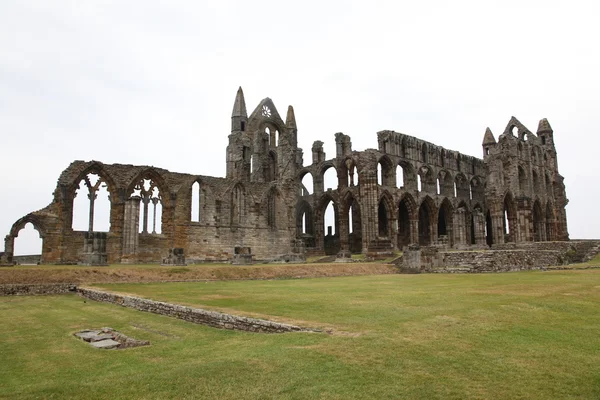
[2,270,600,399]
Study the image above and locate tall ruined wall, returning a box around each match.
[3,88,570,264]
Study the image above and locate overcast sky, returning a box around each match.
[1,0,599,255]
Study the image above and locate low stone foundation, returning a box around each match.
[77,287,316,334]
[0,283,76,296]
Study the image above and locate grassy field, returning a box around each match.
[2,270,600,399]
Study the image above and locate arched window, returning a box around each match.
[191,181,200,222]
[324,200,336,235]
[301,173,314,195]
[266,152,277,181]
[72,173,110,232]
[396,165,404,188]
[378,199,389,237]
[417,175,422,192]
[14,223,42,258]
[323,166,337,191]
[134,178,162,234]
[421,143,428,163]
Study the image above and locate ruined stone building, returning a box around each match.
[2,88,569,264]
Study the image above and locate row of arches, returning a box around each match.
[517,166,555,198]
[296,192,485,253]
[299,162,484,202]
[380,135,479,174]
[72,172,164,235]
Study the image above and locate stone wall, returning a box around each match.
[12,254,41,265]
[436,250,561,273]
[77,287,313,333]
[0,284,75,296]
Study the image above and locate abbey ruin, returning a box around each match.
[2,88,570,265]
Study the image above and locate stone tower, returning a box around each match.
[482,117,568,245]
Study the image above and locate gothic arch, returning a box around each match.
[418,196,436,246]
[437,198,454,246]
[319,162,339,192]
[70,162,116,233]
[317,193,339,255]
[378,191,395,238]
[397,193,417,247]
[377,155,395,187]
[398,160,417,191]
[342,192,362,253]
[10,214,46,239]
[296,199,314,244]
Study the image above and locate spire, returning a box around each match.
[285,105,297,129]
[537,118,553,134]
[231,86,247,118]
[482,127,496,145]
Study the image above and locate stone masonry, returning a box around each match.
[2,88,569,264]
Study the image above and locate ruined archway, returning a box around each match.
[418,197,435,246]
[343,194,362,253]
[72,170,112,233]
[13,223,43,263]
[318,195,340,255]
[296,200,315,248]
[437,198,454,247]
[398,193,416,248]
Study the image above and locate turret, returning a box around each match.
[231,86,248,132]
[285,105,297,146]
[537,118,554,147]
[482,127,496,157]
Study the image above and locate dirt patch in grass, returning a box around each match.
[0,263,397,285]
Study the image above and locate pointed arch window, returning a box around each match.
[72,172,111,232]
[133,178,162,234]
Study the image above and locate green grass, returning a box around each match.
[2,271,600,399]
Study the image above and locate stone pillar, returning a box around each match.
[473,210,486,246]
[409,218,418,245]
[338,208,349,252]
[151,198,159,234]
[492,212,505,245]
[82,232,108,266]
[141,195,150,234]
[453,208,467,248]
[87,190,97,232]
[122,196,141,257]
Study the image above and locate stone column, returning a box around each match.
[151,197,159,234]
[453,208,467,248]
[87,190,97,232]
[473,211,486,246]
[141,195,150,234]
[122,196,141,256]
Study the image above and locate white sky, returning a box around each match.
[1,0,599,255]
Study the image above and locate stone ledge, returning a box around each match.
[77,287,318,334]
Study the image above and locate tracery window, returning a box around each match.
[133,178,162,234]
